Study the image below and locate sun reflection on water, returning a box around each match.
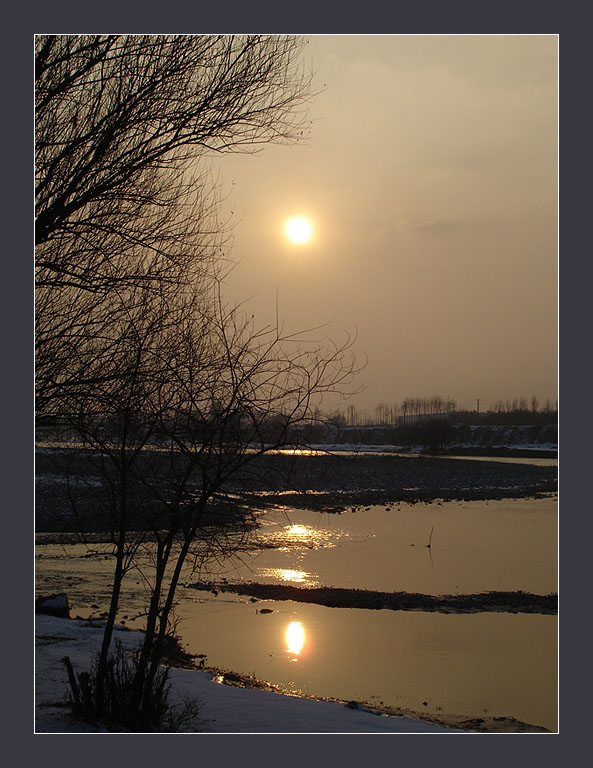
[267,521,336,553]
[286,621,305,658]
[286,524,309,538]
[258,567,315,585]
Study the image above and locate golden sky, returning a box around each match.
[219,35,558,413]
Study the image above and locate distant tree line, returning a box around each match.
[323,395,557,429]
[454,402,558,427]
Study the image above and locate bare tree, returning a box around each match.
[36,34,359,729]
[35,34,312,414]
[35,35,310,249]
[58,279,355,725]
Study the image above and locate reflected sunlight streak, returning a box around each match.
[278,568,308,583]
[259,567,313,584]
[287,524,309,537]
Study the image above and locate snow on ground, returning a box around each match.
[35,616,454,734]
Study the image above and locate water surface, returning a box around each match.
[36,494,558,731]
[176,594,558,731]
[208,496,558,595]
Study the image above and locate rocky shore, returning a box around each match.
[35,447,558,531]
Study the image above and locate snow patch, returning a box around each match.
[35,616,453,734]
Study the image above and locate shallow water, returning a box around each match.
[176,594,558,731]
[35,494,558,731]
[208,496,558,595]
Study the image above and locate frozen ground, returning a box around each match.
[35,615,454,734]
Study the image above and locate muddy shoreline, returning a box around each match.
[188,582,558,615]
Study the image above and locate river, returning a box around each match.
[36,486,558,731]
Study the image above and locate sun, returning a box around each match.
[285,216,314,245]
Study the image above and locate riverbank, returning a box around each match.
[35,615,454,733]
[35,448,558,531]
[35,447,558,732]
[36,615,552,733]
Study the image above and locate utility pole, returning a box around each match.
[476,398,480,414]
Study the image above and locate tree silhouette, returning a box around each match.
[35,34,357,729]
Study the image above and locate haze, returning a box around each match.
[219,35,558,413]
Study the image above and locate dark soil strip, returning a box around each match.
[250,488,555,514]
[35,448,557,531]
[189,582,558,615]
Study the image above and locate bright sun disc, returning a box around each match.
[285,216,314,244]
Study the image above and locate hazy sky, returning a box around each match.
[218,35,558,414]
